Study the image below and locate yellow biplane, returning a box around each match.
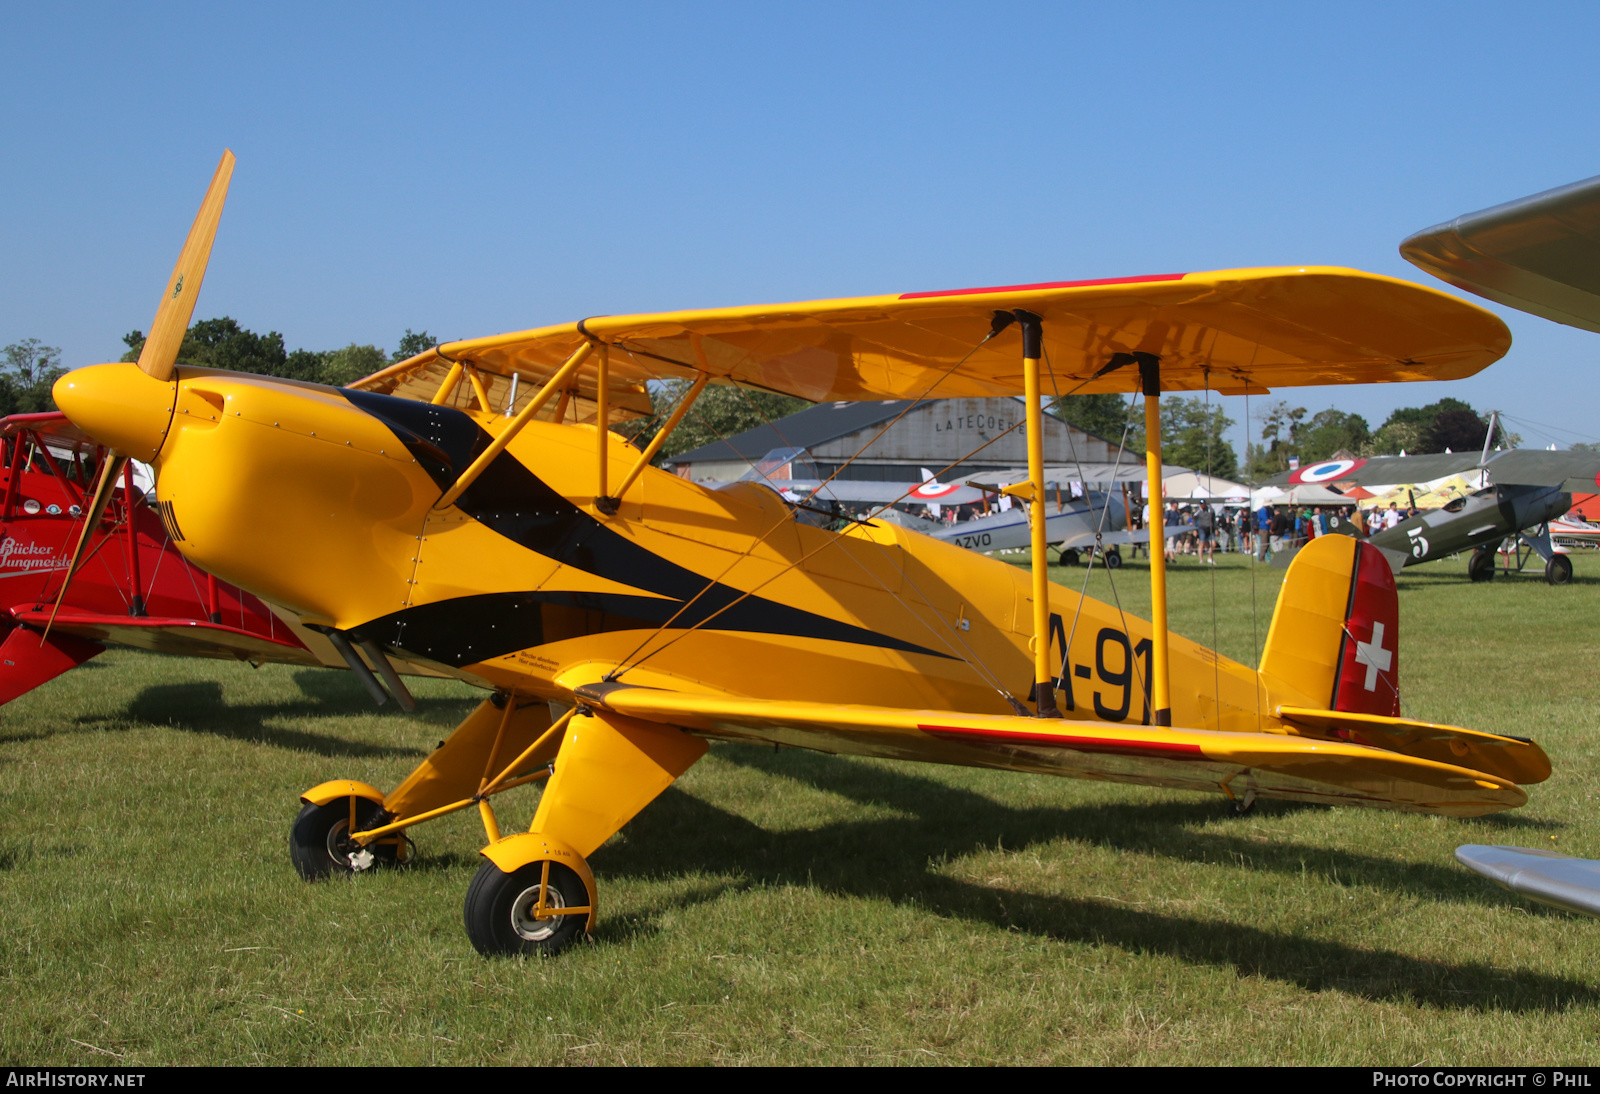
[52,152,1551,956]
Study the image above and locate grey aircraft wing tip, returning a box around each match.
[1455,844,1600,918]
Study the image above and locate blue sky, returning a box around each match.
[5,2,1600,458]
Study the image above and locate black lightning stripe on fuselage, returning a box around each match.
[340,389,948,667]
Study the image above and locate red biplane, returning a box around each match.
[0,411,326,705]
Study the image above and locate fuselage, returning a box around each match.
[931,490,1128,553]
[56,363,1279,733]
[1367,483,1571,564]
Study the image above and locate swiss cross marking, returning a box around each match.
[1355,621,1392,692]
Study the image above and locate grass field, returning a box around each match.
[4,548,1600,1065]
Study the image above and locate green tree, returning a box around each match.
[1249,400,1307,477]
[282,349,330,382]
[0,339,65,415]
[322,344,389,387]
[393,329,435,363]
[1296,409,1370,463]
[1367,397,1510,454]
[1161,396,1236,480]
[632,379,811,460]
[122,317,291,376]
[1053,393,1140,447]
[121,319,406,387]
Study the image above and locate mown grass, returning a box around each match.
[3,549,1600,1064]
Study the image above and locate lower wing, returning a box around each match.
[574,684,1528,817]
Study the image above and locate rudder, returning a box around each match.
[1260,535,1400,716]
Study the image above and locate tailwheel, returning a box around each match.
[288,796,412,880]
[1546,554,1574,586]
[464,859,590,957]
[1468,548,1496,582]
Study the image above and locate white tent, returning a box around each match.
[1162,470,1249,501]
[1250,483,1360,508]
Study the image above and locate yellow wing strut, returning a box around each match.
[1138,353,1173,726]
[435,341,594,510]
[1018,311,1060,717]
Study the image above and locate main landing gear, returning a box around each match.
[1546,554,1574,586]
[1468,547,1496,582]
[288,693,707,958]
[464,854,591,957]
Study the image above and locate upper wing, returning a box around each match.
[353,267,1510,411]
[1482,449,1600,491]
[1269,454,1483,487]
[574,683,1530,817]
[1401,174,1600,333]
[1273,449,1600,491]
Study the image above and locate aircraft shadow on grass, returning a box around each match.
[64,673,475,760]
[594,744,1593,1012]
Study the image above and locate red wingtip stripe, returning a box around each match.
[899,273,1188,301]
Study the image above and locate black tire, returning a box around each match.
[1546,554,1574,586]
[1104,548,1123,570]
[289,797,398,880]
[1468,549,1496,583]
[1062,549,1081,568]
[464,859,589,957]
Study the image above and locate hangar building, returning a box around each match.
[665,396,1133,483]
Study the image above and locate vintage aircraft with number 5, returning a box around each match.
[48,152,1554,956]
[1271,442,1600,585]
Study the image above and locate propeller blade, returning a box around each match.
[42,454,129,640]
[135,150,236,382]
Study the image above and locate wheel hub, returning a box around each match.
[510,882,566,942]
[324,817,372,871]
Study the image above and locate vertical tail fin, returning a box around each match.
[1260,535,1400,715]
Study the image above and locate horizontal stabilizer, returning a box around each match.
[1277,706,1549,786]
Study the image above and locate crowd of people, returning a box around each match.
[1124,500,1413,564]
[815,493,1421,565]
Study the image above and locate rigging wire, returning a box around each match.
[607,328,1009,683]
[1203,373,1222,725]
[1494,412,1600,450]
[722,381,1020,701]
[613,359,1134,686]
[1246,386,1262,732]
[612,405,1037,682]
[1038,347,1151,719]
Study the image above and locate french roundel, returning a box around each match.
[1290,458,1366,484]
[910,482,961,499]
